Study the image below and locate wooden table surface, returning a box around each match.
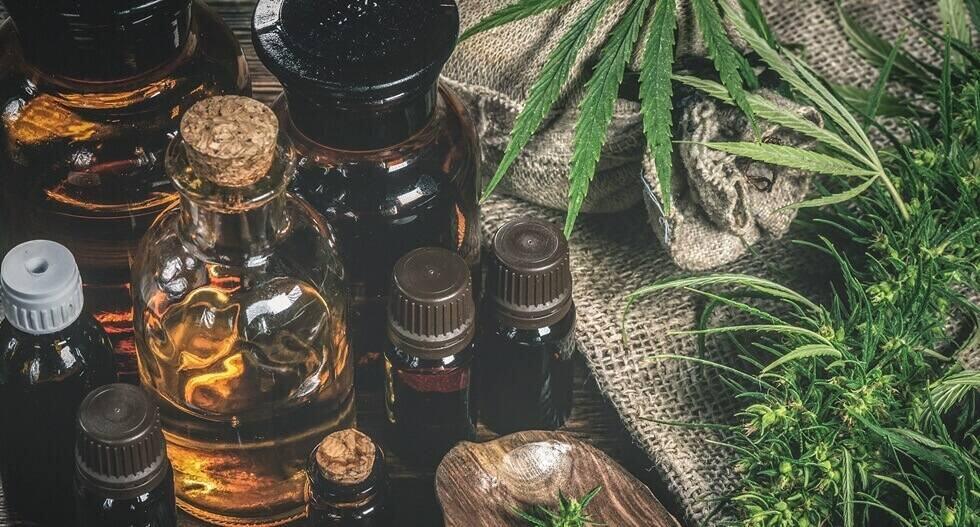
[0,2,675,526]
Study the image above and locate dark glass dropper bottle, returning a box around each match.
[478,218,576,434]
[307,429,390,526]
[0,240,116,526]
[74,383,176,527]
[384,248,478,465]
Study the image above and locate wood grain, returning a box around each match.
[436,431,680,527]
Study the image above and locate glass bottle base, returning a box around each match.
[176,500,306,527]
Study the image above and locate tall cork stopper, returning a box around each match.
[315,429,377,486]
[180,96,278,187]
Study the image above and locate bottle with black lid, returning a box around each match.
[306,429,390,526]
[478,218,576,434]
[384,248,478,464]
[74,383,176,527]
[0,240,116,526]
[0,0,250,379]
[253,0,481,378]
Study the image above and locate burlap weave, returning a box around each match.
[460,1,946,524]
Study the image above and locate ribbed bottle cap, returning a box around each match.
[75,384,170,500]
[387,248,475,360]
[487,218,573,329]
[1,240,84,335]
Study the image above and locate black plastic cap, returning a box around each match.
[253,0,459,102]
[487,218,573,329]
[75,384,170,500]
[388,248,475,360]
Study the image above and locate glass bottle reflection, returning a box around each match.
[253,0,481,376]
[131,96,354,526]
[0,0,250,378]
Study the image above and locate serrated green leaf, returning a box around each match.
[480,0,614,203]
[864,34,903,128]
[673,74,870,165]
[843,448,854,527]
[738,0,776,47]
[761,344,842,373]
[692,0,758,137]
[968,0,980,33]
[459,0,574,42]
[781,174,879,211]
[639,0,677,215]
[941,37,953,142]
[699,141,879,176]
[564,0,650,236]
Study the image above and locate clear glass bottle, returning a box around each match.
[384,248,478,465]
[0,240,116,526]
[0,0,250,378]
[253,0,481,377]
[306,429,390,527]
[478,219,576,434]
[131,96,354,526]
[74,383,177,527]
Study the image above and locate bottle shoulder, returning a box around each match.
[0,314,115,386]
[0,2,248,138]
[480,306,577,347]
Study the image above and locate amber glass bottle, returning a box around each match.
[253,0,481,376]
[478,219,576,434]
[384,248,478,465]
[0,240,116,526]
[0,0,250,378]
[132,96,354,527]
[74,384,177,527]
[306,429,390,527]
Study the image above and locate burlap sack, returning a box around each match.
[465,1,947,524]
[448,0,942,271]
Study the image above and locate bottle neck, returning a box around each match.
[178,194,287,264]
[7,0,193,82]
[285,84,438,151]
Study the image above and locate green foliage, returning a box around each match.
[478,0,614,204]
[463,0,757,233]
[628,6,980,526]
[565,0,651,236]
[513,487,603,527]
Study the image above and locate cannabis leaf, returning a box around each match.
[639,0,677,214]
[463,0,759,234]
[478,0,614,203]
[459,0,576,41]
[565,0,651,236]
[513,486,603,527]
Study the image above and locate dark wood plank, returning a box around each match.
[436,431,680,527]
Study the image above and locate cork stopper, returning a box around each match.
[180,96,278,187]
[314,429,377,486]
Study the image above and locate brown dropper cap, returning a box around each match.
[75,384,170,500]
[180,96,279,187]
[387,247,475,359]
[487,218,573,328]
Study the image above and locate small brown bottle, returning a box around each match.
[0,0,250,378]
[478,219,576,434]
[74,384,176,527]
[384,248,477,464]
[253,0,481,376]
[307,429,389,527]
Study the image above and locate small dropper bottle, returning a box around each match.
[0,240,116,526]
[478,218,576,434]
[306,429,390,526]
[74,383,176,527]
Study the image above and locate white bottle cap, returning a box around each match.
[1,240,84,335]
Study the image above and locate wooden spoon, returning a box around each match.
[436,431,680,527]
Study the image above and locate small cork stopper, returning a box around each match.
[180,96,278,187]
[315,429,377,486]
